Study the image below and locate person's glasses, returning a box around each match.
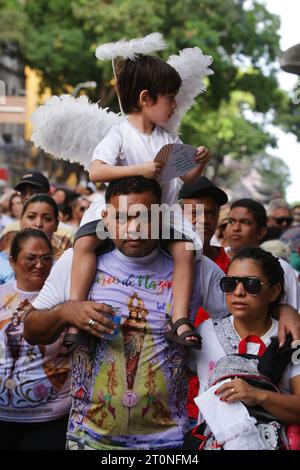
[21,255,53,267]
[272,216,293,226]
[79,206,87,212]
[220,276,271,295]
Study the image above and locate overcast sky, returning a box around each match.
[264,0,300,203]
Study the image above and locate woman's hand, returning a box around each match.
[195,146,211,166]
[214,378,268,407]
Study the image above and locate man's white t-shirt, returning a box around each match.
[32,248,226,319]
[32,246,226,450]
[278,257,300,311]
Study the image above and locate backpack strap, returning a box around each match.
[213,316,240,355]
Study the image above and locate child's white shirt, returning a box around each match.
[81,120,183,226]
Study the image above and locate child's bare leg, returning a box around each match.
[64,235,101,347]
[70,234,100,300]
[168,241,198,342]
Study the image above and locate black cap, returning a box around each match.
[179,176,228,206]
[15,171,50,192]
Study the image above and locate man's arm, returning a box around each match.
[23,247,115,345]
[24,301,115,345]
[276,304,300,346]
[279,258,300,311]
[198,255,227,319]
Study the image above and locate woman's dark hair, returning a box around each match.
[10,228,53,262]
[105,176,162,203]
[229,246,285,314]
[231,199,267,229]
[8,193,22,213]
[116,55,182,114]
[22,194,59,222]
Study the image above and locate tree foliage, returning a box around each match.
[0,0,297,193]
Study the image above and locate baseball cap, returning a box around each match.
[179,176,228,206]
[14,172,50,192]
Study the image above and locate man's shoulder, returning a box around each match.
[198,254,224,275]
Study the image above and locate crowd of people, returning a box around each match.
[0,41,300,451]
[0,169,299,451]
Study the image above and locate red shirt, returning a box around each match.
[187,247,230,419]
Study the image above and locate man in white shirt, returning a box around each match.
[24,178,300,450]
[24,176,225,450]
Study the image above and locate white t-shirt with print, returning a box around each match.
[32,247,227,319]
[33,245,226,449]
[0,281,72,422]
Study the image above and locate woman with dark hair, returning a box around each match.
[0,229,71,449]
[0,195,71,284]
[189,247,300,450]
[20,194,72,259]
[8,193,23,221]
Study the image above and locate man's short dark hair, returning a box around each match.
[230,198,267,228]
[105,176,162,203]
[116,55,182,114]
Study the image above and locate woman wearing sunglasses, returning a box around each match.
[189,246,300,450]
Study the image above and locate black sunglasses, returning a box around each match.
[220,276,271,295]
[272,216,293,226]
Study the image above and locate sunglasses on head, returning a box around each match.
[272,216,293,226]
[220,276,272,295]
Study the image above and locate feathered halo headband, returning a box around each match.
[95,33,167,115]
[31,32,213,169]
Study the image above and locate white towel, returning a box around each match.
[195,379,266,450]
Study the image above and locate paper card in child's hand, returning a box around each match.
[154,143,198,181]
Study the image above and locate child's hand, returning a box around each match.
[195,146,211,166]
[138,161,163,179]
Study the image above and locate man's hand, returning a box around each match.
[62,301,116,339]
[277,304,300,347]
[137,161,163,179]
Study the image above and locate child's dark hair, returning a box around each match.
[22,194,59,222]
[105,176,162,203]
[116,55,182,114]
[229,246,285,314]
[10,228,53,262]
[231,199,267,229]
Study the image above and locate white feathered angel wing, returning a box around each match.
[164,47,214,135]
[31,95,123,170]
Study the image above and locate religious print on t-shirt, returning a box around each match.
[67,248,201,450]
[0,282,71,422]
